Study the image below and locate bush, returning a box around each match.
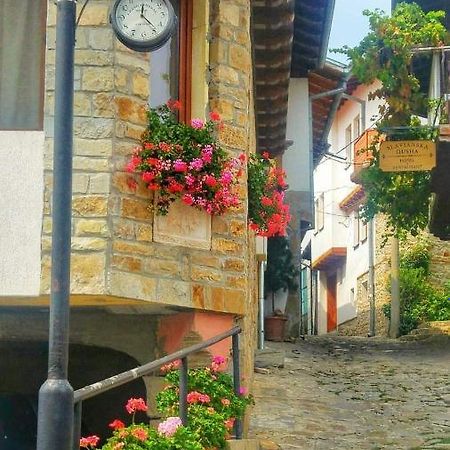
[383,242,450,335]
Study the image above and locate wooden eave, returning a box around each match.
[312,247,347,271]
[339,186,365,212]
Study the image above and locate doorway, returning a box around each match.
[327,273,337,332]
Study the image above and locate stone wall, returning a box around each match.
[339,214,450,337]
[41,0,256,317]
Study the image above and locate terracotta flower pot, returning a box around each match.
[264,315,287,342]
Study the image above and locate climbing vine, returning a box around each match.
[336,2,448,236]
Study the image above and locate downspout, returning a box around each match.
[317,0,337,68]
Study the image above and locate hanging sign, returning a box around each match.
[379,140,436,172]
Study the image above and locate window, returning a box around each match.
[353,114,361,141]
[314,193,324,232]
[345,124,352,164]
[150,0,192,122]
[353,211,359,247]
[353,208,367,247]
[0,1,46,130]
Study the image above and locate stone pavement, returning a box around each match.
[249,336,450,450]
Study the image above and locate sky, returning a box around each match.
[327,0,392,64]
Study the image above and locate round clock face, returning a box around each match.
[111,0,177,52]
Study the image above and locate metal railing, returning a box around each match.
[72,326,243,449]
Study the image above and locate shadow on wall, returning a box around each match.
[0,341,147,446]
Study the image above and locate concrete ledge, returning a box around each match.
[226,438,260,450]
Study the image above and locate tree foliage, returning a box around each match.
[336,2,448,236]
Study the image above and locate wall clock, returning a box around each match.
[110,0,177,52]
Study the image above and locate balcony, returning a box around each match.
[350,129,378,183]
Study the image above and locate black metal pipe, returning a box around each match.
[74,326,241,402]
[232,333,243,439]
[36,1,76,449]
[179,357,188,425]
[73,401,82,450]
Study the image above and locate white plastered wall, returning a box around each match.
[0,131,44,296]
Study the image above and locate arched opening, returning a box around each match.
[0,341,147,447]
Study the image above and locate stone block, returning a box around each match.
[74,138,112,157]
[210,64,239,86]
[88,28,114,50]
[113,240,153,256]
[192,284,206,309]
[115,68,129,91]
[115,96,148,125]
[72,196,108,217]
[153,199,212,250]
[209,98,234,120]
[224,289,246,314]
[210,287,225,311]
[72,173,90,194]
[218,3,241,27]
[89,173,111,194]
[229,44,251,72]
[42,217,52,235]
[115,121,146,140]
[121,198,152,220]
[74,117,114,139]
[71,253,106,294]
[224,258,245,272]
[191,267,222,282]
[75,50,113,66]
[71,237,107,251]
[136,223,153,242]
[132,72,150,99]
[226,275,246,289]
[74,156,109,172]
[219,124,247,150]
[74,219,109,237]
[93,92,115,118]
[190,254,222,269]
[230,219,246,237]
[210,40,229,65]
[77,4,109,26]
[157,279,191,307]
[212,238,243,255]
[144,259,180,277]
[82,67,114,91]
[74,92,92,116]
[112,255,142,272]
[110,271,157,301]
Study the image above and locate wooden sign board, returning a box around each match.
[379,140,436,172]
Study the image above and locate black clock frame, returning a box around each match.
[110,0,178,53]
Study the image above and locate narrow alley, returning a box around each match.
[250,336,450,450]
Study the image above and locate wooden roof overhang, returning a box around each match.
[312,247,347,271]
[339,186,365,212]
[252,0,335,156]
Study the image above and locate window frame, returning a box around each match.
[0,0,47,131]
[345,124,352,166]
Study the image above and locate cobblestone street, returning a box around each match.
[249,336,450,450]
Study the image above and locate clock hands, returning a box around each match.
[140,4,156,31]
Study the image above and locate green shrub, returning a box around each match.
[383,242,450,335]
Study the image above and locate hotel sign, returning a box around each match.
[379,140,436,172]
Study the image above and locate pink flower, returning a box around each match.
[109,419,125,430]
[158,416,182,437]
[220,170,233,185]
[190,118,204,129]
[173,159,188,172]
[131,427,148,441]
[189,158,204,171]
[221,398,231,406]
[239,386,248,395]
[125,397,148,414]
[201,145,213,163]
[113,443,125,450]
[160,360,181,373]
[80,435,100,448]
[211,355,226,372]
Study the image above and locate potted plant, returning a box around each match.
[126,100,244,216]
[264,236,298,341]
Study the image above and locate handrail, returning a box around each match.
[74,325,241,402]
[72,326,243,449]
